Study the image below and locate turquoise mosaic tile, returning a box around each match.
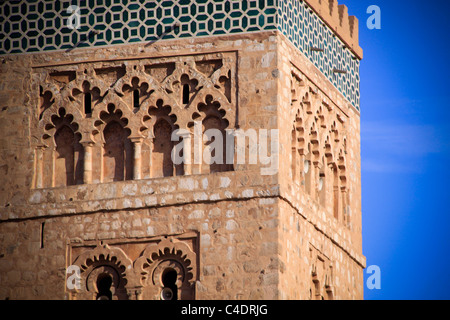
[0,0,359,109]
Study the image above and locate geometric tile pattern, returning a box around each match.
[0,0,278,53]
[0,0,359,110]
[278,0,360,109]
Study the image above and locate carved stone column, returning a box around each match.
[292,145,298,182]
[35,146,45,188]
[81,142,94,184]
[341,187,349,226]
[179,131,192,176]
[130,137,143,180]
[193,120,202,174]
[127,288,143,300]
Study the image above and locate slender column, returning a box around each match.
[35,146,45,188]
[130,288,143,300]
[147,132,154,178]
[341,187,349,226]
[313,162,322,201]
[82,142,94,184]
[180,131,192,176]
[130,137,143,180]
[333,184,340,220]
[292,146,297,182]
[193,120,202,174]
[51,147,56,187]
[291,128,297,183]
[332,165,340,220]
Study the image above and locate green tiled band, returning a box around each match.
[0,0,359,110]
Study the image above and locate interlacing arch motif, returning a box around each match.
[33,53,236,188]
[41,107,81,145]
[310,249,334,301]
[39,84,57,121]
[290,68,350,227]
[146,98,179,133]
[189,89,234,130]
[34,107,84,188]
[146,98,182,178]
[113,64,158,98]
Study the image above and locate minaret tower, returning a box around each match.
[0,0,364,300]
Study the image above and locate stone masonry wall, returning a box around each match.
[0,30,364,299]
[0,32,283,299]
[276,33,364,299]
[0,185,280,299]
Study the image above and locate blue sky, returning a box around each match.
[343,0,450,299]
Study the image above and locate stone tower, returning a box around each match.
[0,0,365,300]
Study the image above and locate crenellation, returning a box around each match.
[304,0,362,59]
